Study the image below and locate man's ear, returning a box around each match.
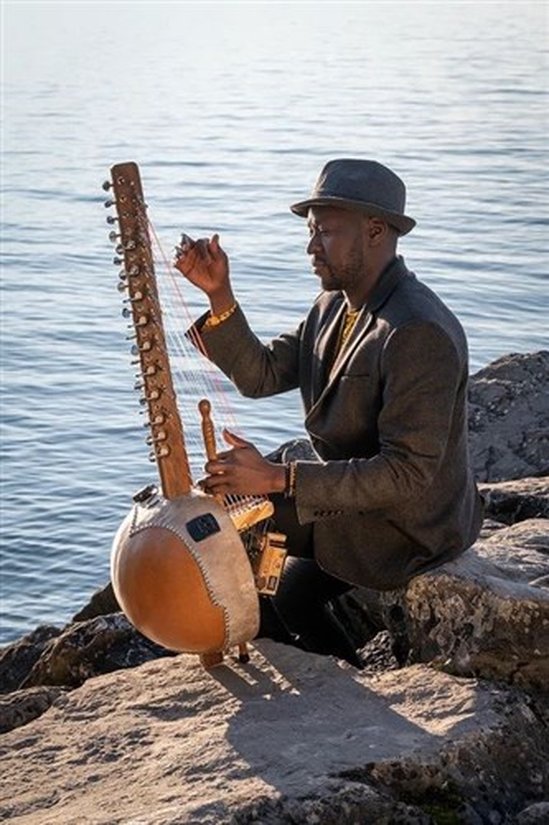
[365,217,389,247]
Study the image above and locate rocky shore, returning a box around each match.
[1,351,548,824]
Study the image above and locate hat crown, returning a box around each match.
[312,159,406,214]
[290,157,416,235]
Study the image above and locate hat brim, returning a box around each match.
[290,196,416,236]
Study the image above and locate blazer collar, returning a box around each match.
[366,255,409,313]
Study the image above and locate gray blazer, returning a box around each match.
[196,256,484,590]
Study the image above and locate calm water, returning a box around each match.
[1,1,547,643]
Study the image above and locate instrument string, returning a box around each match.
[146,216,239,433]
[144,215,272,535]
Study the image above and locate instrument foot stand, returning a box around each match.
[199,643,250,669]
[199,531,288,670]
[199,651,225,668]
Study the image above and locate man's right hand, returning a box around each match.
[173,233,235,314]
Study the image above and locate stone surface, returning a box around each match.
[468,351,549,482]
[0,642,546,824]
[0,624,61,694]
[366,519,549,692]
[515,802,549,824]
[476,517,549,587]
[71,580,120,623]
[0,685,66,734]
[21,613,175,690]
[479,476,549,524]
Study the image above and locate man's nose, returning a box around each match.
[307,233,321,255]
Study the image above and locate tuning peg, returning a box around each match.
[146,431,167,445]
[113,256,123,266]
[117,280,129,293]
[140,388,161,405]
[106,215,118,225]
[137,364,158,378]
[117,242,136,255]
[130,340,152,357]
[122,306,132,319]
[104,199,115,208]
[119,267,139,282]
[102,180,112,191]
[142,413,165,429]
[122,290,144,303]
[109,231,120,243]
[149,445,170,461]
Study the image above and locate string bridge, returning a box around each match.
[198,398,274,532]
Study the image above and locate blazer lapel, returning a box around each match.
[326,308,375,387]
[305,257,410,423]
[309,295,346,407]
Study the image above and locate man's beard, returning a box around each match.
[318,243,364,293]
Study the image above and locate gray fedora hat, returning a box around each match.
[290,158,416,235]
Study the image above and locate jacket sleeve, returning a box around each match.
[188,304,302,397]
[295,321,466,521]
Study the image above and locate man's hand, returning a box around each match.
[173,233,235,314]
[201,430,286,497]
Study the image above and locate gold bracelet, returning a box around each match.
[285,461,297,498]
[202,302,238,330]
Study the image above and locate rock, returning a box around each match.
[21,613,176,689]
[468,351,549,482]
[0,624,62,694]
[0,643,546,824]
[475,518,549,586]
[515,802,549,824]
[0,685,66,734]
[365,519,549,692]
[479,476,549,524]
[71,581,120,622]
[357,629,400,675]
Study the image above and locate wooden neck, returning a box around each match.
[110,162,192,499]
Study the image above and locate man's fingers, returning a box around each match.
[222,428,252,449]
[180,232,195,249]
[205,458,230,475]
[202,475,232,495]
[195,238,212,264]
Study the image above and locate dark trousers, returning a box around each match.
[257,494,363,668]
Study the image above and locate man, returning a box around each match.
[174,158,484,667]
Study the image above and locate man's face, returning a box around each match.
[306,206,365,293]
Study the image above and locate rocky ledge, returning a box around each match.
[1,351,548,824]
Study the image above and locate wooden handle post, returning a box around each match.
[199,398,218,461]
